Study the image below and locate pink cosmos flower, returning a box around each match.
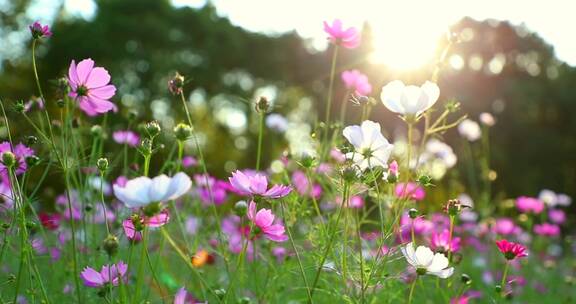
[492,218,520,235]
[330,148,346,163]
[221,215,253,255]
[68,58,117,116]
[548,209,566,224]
[341,70,372,95]
[430,229,461,253]
[29,21,52,39]
[174,287,204,304]
[292,170,322,199]
[247,201,288,242]
[395,182,425,201]
[123,210,170,241]
[0,141,35,176]
[515,196,545,214]
[80,261,128,288]
[495,239,528,260]
[113,130,140,147]
[194,174,228,205]
[323,19,361,49]
[533,223,560,237]
[182,156,198,168]
[228,170,291,199]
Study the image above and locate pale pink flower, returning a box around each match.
[534,223,560,237]
[548,209,566,224]
[174,287,204,304]
[228,170,291,199]
[395,182,425,201]
[247,201,288,242]
[341,70,372,95]
[80,261,128,288]
[515,196,545,214]
[68,58,117,116]
[323,19,361,49]
[113,130,140,147]
[292,170,322,199]
[493,218,520,235]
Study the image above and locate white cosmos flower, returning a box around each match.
[401,243,454,278]
[113,172,192,208]
[342,120,394,171]
[380,80,440,116]
[458,119,481,141]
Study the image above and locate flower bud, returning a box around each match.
[214,288,226,299]
[140,139,153,156]
[255,96,270,113]
[173,123,193,141]
[341,167,359,183]
[168,72,185,95]
[25,136,38,146]
[299,154,316,169]
[102,234,119,257]
[408,208,419,219]
[417,175,433,187]
[57,77,69,93]
[145,121,161,138]
[1,151,16,168]
[444,199,463,216]
[14,100,25,113]
[90,125,103,137]
[97,158,109,172]
[56,99,65,108]
[25,155,40,167]
[1,223,10,230]
[234,201,248,217]
[461,274,472,285]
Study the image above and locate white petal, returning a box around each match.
[380,80,406,114]
[343,125,363,148]
[421,81,440,110]
[427,253,449,273]
[429,267,454,279]
[414,246,434,267]
[114,177,153,208]
[401,243,417,267]
[148,175,172,202]
[164,172,192,201]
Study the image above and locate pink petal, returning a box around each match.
[75,58,95,84]
[90,84,116,100]
[255,209,274,228]
[68,60,80,87]
[86,67,111,88]
[80,267,104,287]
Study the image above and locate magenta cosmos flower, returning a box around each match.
[515,196,545,214]
[247,201,288,242]
[68,58,117,116]
[495,239,528,260]
[80,261,127,287]
[323,19,361,49]
[113,130,140,147]
[29,21,52,39]
[228,170,291,199]
[0,141,35,176]
[341,70,372,95]
[430,229,461,253]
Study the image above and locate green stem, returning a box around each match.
[309,182,349,301]
[408,276,418,304]
[500,261,509,297]
[256,111,265,171]
[324,45,339,125]
[132,226,149,304]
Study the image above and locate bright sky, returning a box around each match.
[62,0,576,69]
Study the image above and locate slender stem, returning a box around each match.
[178,91,230,274]
[324,45,339,125]
[309,182,349,301]
[355,210,365,303]
[256,111,265,171]
[408,276,418,304]
[132,226,149,304]
[500,261,510,297]
[447,215,455,261]
[280,203,312,302]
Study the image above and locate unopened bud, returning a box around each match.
[168,72,185,95]
[97,158,109,172]
[102,234,119,256]
[255,96,270,113]
[14,101,25,113]
[408,208,419,219]
[145,121,161,138]
[1,152,16,168]
[173,123,193,141]
[25,136,38,146]
[234,201,248,217]
[25,155,40,167]
[461,274,472,285]
[56,99,65,108]
[90,125,103,137]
